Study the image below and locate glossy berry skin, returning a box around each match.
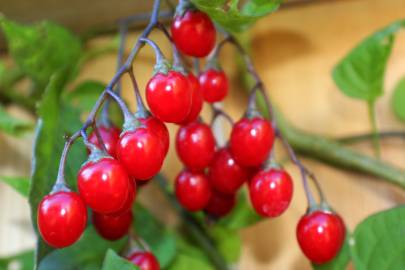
[78,158,130,214]
[92,210,133,241]
[249,168,293,217]
[37,191,87,248]
[230,117,275,167]
[128,251,160,270]
[205,191,236,218]
[117,128,165,180]
[139,116,170,155]
[297,210,346,264]
[176,122,216,171]
[171,10,216,58]
[199,69,228,103]
[110,179,136,216]
[180,73,203,125]
[146,70,192,124]
[88,125,120,157]
[175,170,212,212]
[208,148,248,194]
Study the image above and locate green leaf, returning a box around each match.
[312,235,351,270]
[0,17,82,87]
[132,204,177,268]
[0,250,34,270]
[65,80,106,112]
[210,226,241,263]
[332,20,405,101]
[391,77,405,122]
[167,254,214,270]
[0,105,33,135]
[38,227,127,270]
[190,0,281,33]
[0,176,30,197]
[102,249,139,270]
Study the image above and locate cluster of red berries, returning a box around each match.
[36,4,345,268]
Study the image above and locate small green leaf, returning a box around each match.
[132,204,177,268]
[102,250,139,270]
[0,176,30,197]
[312,235,351,270]
[0,105,33,135]
[190,0,281,33]
[332,20,405,101]
[167,254,214,270]
[38,227,127,270]
[0,250,34,270]
[65,81,106,112]
[391,77,405,122]
[210,226,241,263]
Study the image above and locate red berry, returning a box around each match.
[171,10,216,58]
[139,116,170,155]
[175,170,212,211]
[117,127,165,180]
[37,191,87,248]
[230,117,275,167]
[249,168,293,217]
[176,122,216,171]
[205,191,235,218]
[180,73,203,124]
[297,210,346,264]
[146,70,192,124]
[110,179,137,216]
[78,158,130,214]
[208,148,248,194]
[93,210,133,241]
[88,125,120,157]
[199,69,228,103]
[128,251,160,270]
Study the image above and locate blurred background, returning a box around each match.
[1,0,405,269]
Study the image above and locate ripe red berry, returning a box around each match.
[110,179,136,216]
[205,191,236,218]
[88,125,120,157]
[139,116,170,155]
[180,73,203,124]
[208,148,248,194]
[93,210,133,241]
[230,117,275,167]
[176,122,216,171]
[296,210,346,264]
[117,127,165,180]
[199,69,229,103]
[175,170,212,211]
[146,70,192,124]
[78,158,130,214]
[37,191,87,248]
[128,251,160,270]
[171,10,216,58]
[249,168,293,217]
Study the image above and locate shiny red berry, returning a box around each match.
[297,210,346,264]
[249,168,293,217]
[199,69,229,103]
[78,158,130,214]
[171,10,216,58]
[230,117,275,167]
[93,210,133,241]
[205,191,235,218]
[37,191,87,248]
[139,116,170,155]
[208,148,248,194]
[88,125,120,157]
[175,170,212,211]
[180,73,203,124]
[109,179,136,216]
[117,127,165,180]
[128,251,160,270]
[146,70,192,124]
[176,122,216,171]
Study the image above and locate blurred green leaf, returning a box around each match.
[0,250,34,270]
[332,20,405,101]
[0,176,29,197]
[101,249,139,270]
[65,81,106,112]
[391,77,405,122]
[210,226,241,263]
[190,0,281,33]
[167,254,214,270]
[38,227,127,270]
[0,17,82,87]
[0,105,33,135]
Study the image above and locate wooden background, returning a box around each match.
[1,0,405,269]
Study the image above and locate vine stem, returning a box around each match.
[368,101,381,158]
[336,130,405,144]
